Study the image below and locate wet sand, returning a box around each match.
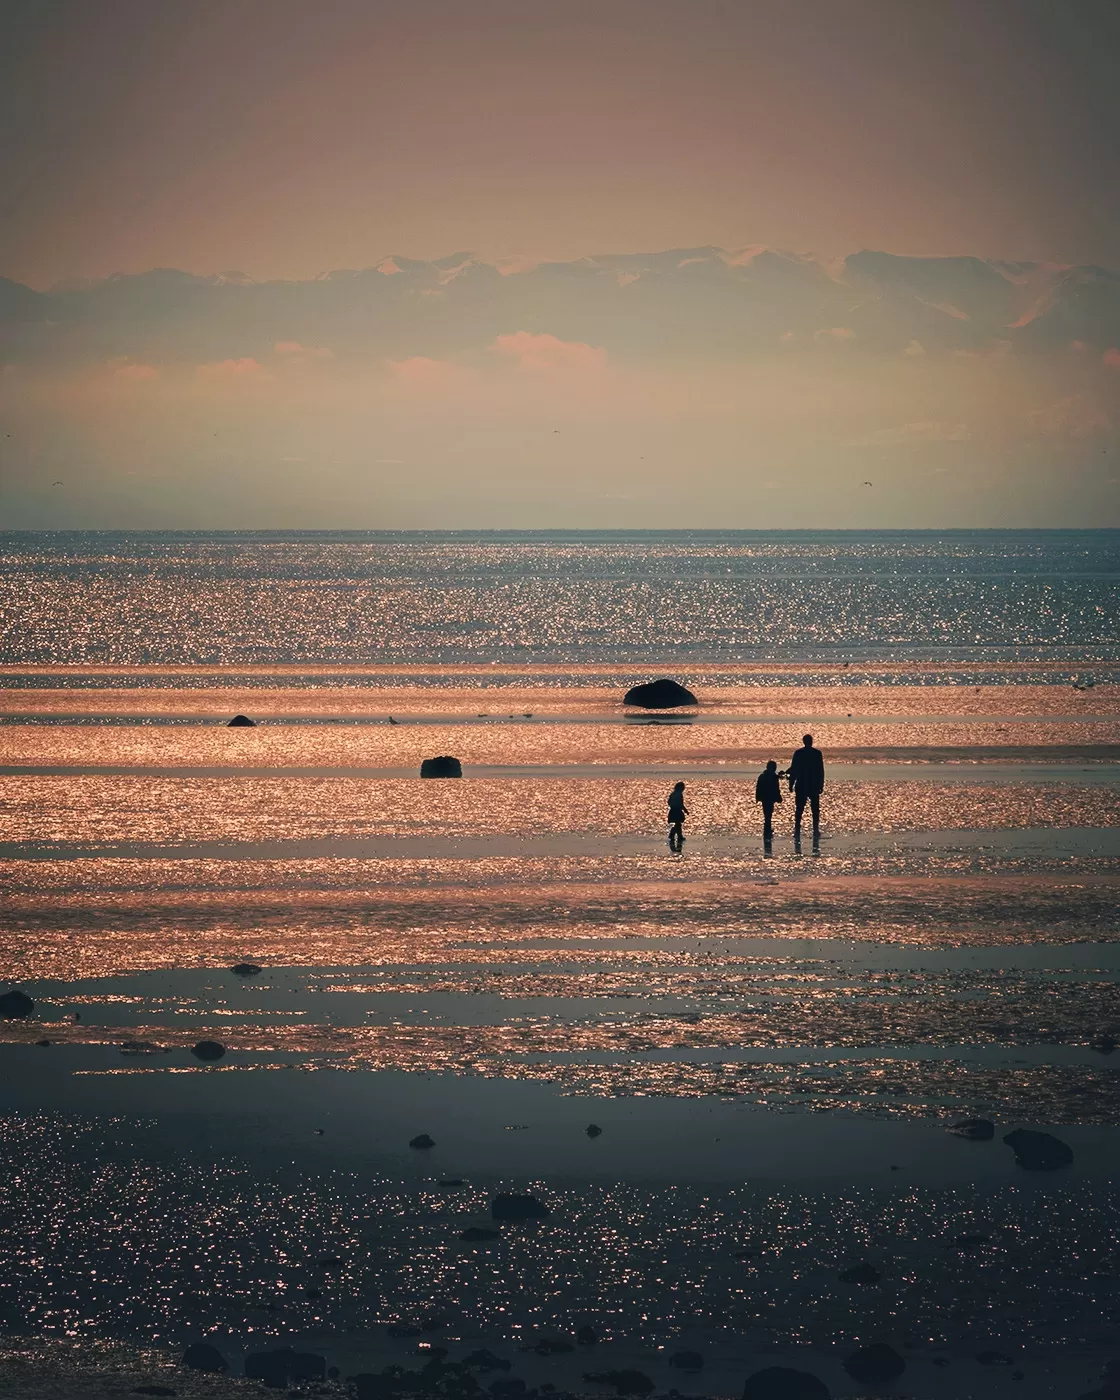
[1,675,1119,1398]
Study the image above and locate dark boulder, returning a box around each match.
[583,1370,654,1396]
[947,1118,995,1140]
[1002,1128,1074,1170]
[668,1351,704,1371]
[181,1343,228,1374]
[230,962,262,976]
[742,1369,830,1400]
[838,1263,881,1284]
[245,1348,326,1388]
[491,1192,551,1221]
[623,679,697,709]
[462,1351,511,1373]
[585,1124,602,1138]
[190,1040,225,1062]
[421,756,463,778]
[410,1133,436,1149]
[227,715,256,727]
[460,1227,501,1242]
[843,1344,905,1384]
[0,988,34,1019]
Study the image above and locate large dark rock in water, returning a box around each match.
[623,679,697,709]
[491,1192,551,1221]
[842,1344,905,1384]
[947,1117,995,1140]
[409,1133,435,1149]
[421,755,463,777]
[0,988,34,1019]
[1002,1128,1074,1170]
[181,1343,228,1373]
[742,1368,830,1400]
[230,962,262,976]
[245,1348,326,1388]
[190,1040,225,1062]
[227,715,256,727]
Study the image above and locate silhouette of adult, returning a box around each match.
[787,734,824,842]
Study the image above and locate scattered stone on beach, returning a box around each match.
[622,679,697,709]
[842,1344,905,1384]
[742,1368,830,1400]
[975,1350,1014,1366]
[410,1133,436,1149]
[230,962,262,976]
[1002,1128,1074,1170]
[491,1192,551,1221]
[576,1326,599,1347]
[947,1117,995,1140]
[583,1369,654,1396]
[462,1350,511,1373]
[190,1040,225,1062]
[585,1124,602,1138]
[245,1348,326,1388]
[459,1227,501,1242]
[838,1263,882,1284]
[668,1350,704,1371]
[0,988,34,1019]
[420,756,463,778]
[227,715,256,727]
[180,1343,228,1373]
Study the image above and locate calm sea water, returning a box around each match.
[1,529,1117,666]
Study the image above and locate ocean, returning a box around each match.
[0,530,1118,1398]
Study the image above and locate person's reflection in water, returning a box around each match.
[667,780,688,851]
[754,760,782,851]
[788,733,824,850]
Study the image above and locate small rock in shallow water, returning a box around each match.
[741,1369,830,1400]
[409,1133,435,1149]
[230,962,262,975]
[1002,1128,1073,1170]
[586,1123,602,1137]
[180,1343,228,1373]
[227,714,256,727]
[439,1178,466,1187]
[190,1040,225,1062]
[843,1344,905,1383]
[0,988,34,1018]
[492,1192,551,1221]
[420,756,462,777]
[947,1117,995,1140]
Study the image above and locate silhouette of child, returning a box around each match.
[667,781,689,850]
[755,760,783,843]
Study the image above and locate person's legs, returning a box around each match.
[669,820,683,849]
[794,790,807,838]
[810,792,820,834]
[762,802,774,842]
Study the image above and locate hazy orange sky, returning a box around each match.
[2,0,1118,287]
[1,0,1118,528]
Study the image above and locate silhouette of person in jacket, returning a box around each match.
[755,760,782,844]
[667,781,688,850]
[787,734,824,843]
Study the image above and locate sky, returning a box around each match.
[1,0,1118,528]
